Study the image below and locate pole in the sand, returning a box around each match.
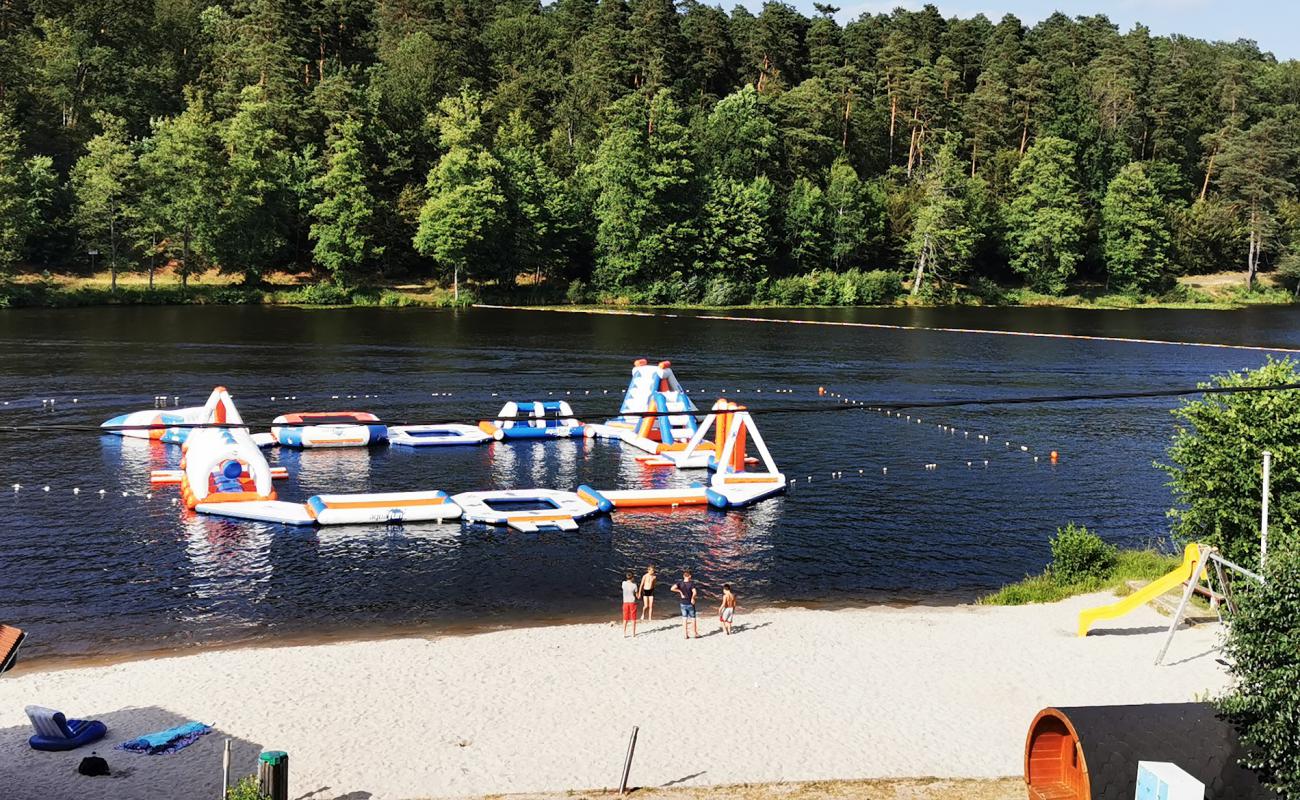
[258,750,289,800]
[221,738,231,798]
[619,726,639,795]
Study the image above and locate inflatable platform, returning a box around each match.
[478,401,584,441]
[272,412,387,448]
[452,489,600,532]
[101,406,209,445]
[195,491,464,526]
[389,424,491,447]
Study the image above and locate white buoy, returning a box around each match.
[11,483,19,491]
[98,489,106,496]
[1020,445,1029,452]
[146,492,153,498]
[42,485,49,492]
[73,487,80,494]
[121,492,128,497]
[882,467,887,474]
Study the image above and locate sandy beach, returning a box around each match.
[0,595,1228,800]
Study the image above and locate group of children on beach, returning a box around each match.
[620,566,736,639]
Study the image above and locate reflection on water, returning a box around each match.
[0,304,1295,659]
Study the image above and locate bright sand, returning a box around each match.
[0,595,1228,800]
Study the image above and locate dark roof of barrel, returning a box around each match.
[1051,703,1273,800]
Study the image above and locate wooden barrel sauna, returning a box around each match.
[1023,704,1272,800]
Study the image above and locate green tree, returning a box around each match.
[137,93,225,286]
[70,112,138,291]
[784,177,830,273]
[496,111,581,286]
[214,86,290,282]
[700,85,777,181]
[1160,358,1300,567]
[1101,162,1171,292]
[1219,543,1300,797]
[311,117,380,286]
[906,136,976,295]
[825,157,873,270]
[1005,135,1085,294]
[590,89,697,292]
[0,113,29,274]
[1215,118,1296,289]
[414,89,507,302]
[701,174,775,286]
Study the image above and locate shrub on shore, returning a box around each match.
[980,530,1177,606]
[1048,523,1118,583]
[1218,544,1300,796]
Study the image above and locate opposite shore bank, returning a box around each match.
[0,269,1292,311]
[0,597,1227,800]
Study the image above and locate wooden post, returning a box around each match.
[258,751,288,800]
[221,738,231,798]
[619,726,639,795]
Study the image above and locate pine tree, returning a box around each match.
[907,136,976,295]
[311,117,380,286]
[1215,118,1295,289]
[70,112,137,291]
[414,89,507,301]
[1005,135,1085,294]
[1101,162,1171,292]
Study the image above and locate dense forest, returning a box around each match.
[1,0,1299,305]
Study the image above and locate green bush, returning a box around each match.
[701,276,749,306]
[1219,544,1300,796]
[226,775,262,800]
[565,279,589,305]
[1049,523,1118,584]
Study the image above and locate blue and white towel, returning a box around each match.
[116,722,212,754]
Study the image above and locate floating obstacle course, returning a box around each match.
[117,359,786,530]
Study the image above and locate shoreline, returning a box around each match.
[10,593,975,675]
[0,597,1228,800]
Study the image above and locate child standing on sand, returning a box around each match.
[621,572,639,638]
[639,566,657,621]
[671,570,698,639]
[718,583,736,635]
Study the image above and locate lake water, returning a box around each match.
[1,304,1297,660]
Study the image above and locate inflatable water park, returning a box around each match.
[100,360,787,532]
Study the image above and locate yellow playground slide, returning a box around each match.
[1076,543,1203,637]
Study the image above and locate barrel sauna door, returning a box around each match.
[1026,711,1088,799]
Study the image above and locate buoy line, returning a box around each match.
[474,304,1300,354]
[0,380,1298,436]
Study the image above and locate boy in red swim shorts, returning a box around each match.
[621,571,639,638]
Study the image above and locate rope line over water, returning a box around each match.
[474,304,1300,354]
[1,382,1298,435]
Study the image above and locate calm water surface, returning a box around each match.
[1,304,1297,659]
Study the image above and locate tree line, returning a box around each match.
[1,0,1299,303]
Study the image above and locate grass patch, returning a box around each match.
[978,548,1181,606]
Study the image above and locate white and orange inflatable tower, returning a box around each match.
[172,387,278,509]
